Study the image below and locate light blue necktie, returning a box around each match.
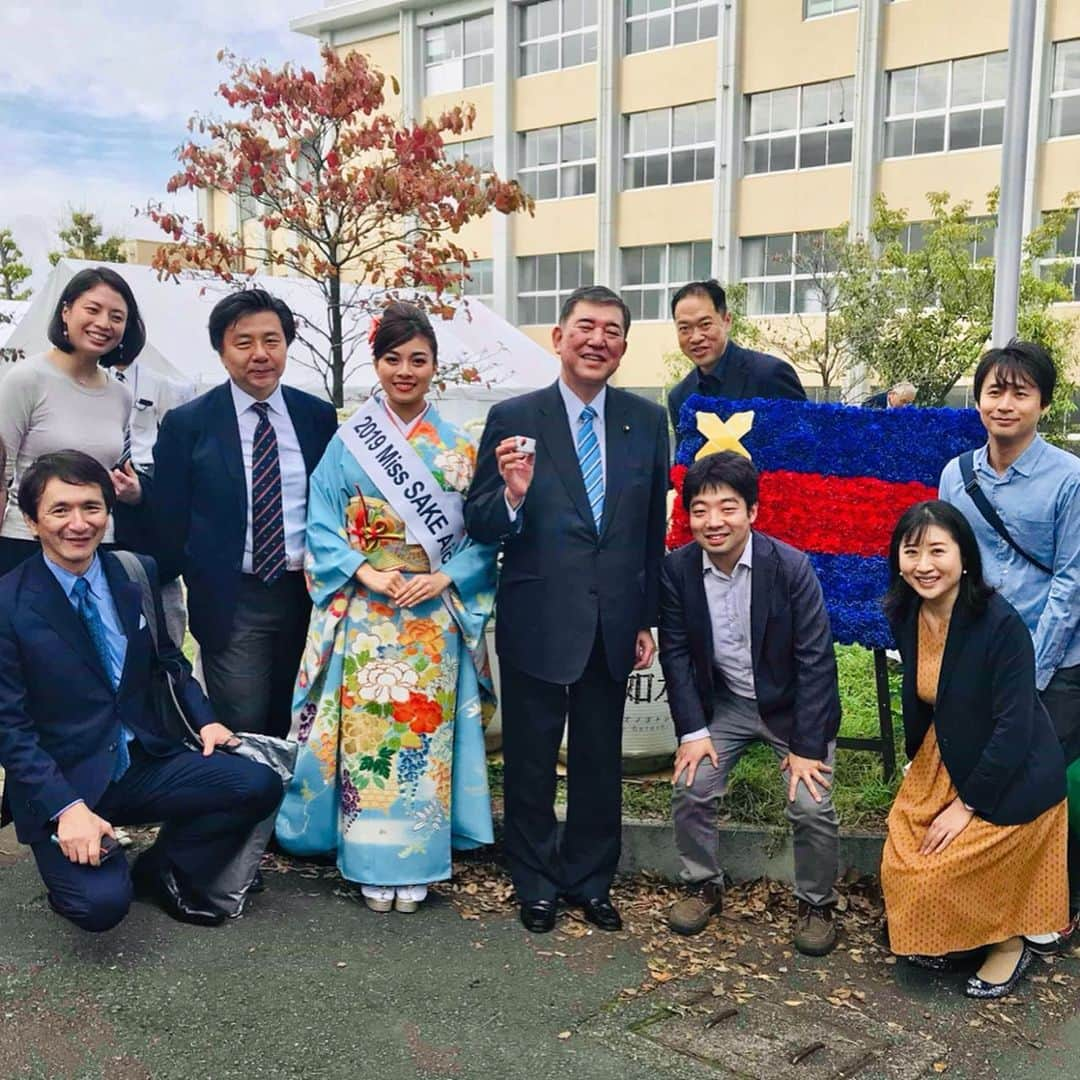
[577,405,604,529]
[72,577,129,781]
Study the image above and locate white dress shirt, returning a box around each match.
[681,537,757,743]
[112,362,197,470]
[230,381,308,574]
[506,379,608,521]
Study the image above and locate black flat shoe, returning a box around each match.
[139,866,226,928]
[520,899,558,934]
[905,954,956,972]
[575,897,623,932]
[964,944,1033,999]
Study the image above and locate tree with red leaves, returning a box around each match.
[149,47,531,405]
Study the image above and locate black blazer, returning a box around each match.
[150,381,338,653]
[464,381,669,684]
[667,340,806,433]
[891,592,1065,826]
[0,551,215,843]
[658,533,840,760]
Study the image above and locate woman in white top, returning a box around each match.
[0,266,145,576]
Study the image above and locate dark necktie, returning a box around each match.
[251,402,287,584]
[72,577,129,779]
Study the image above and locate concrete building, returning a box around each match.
[226,0,1080,397]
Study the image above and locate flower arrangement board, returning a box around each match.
[669,395,987,648]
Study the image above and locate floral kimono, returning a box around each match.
[275,404,497,886]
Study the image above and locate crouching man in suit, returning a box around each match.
[659,451,841,955]
[0,451,283,932]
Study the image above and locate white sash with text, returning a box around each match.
[337,398,464,570]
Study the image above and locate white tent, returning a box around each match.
[0,299,30,349]
[6,260,559,426]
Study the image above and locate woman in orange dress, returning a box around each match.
[880,500,1068,999]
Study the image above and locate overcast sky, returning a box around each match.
[0,1,321,292]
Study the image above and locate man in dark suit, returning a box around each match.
[666,280,806,436]
[659,451,840,955]
[0,451,282,932]
[152,290,338,738]
[465,285,669,934]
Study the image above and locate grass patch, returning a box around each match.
[488,644,904,832]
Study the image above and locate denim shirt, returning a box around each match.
[940,435,1080,690]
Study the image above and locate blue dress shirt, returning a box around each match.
[940,435,1080,691]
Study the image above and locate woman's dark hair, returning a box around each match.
[18,450,116,521]
[47,266,146,367]
[208,289,297,353]
[972,339,1056,407]
[670,279,728,319]
[883,499,993,622]
[371,301,439,366]
[682,451,759,511]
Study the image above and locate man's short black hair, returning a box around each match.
[682,451,759,512]
[558,285,632,337]
[208,289,297,353]
[670,279,727,320]
[973,339,1056,407]
[18,450,116,522]
[47,266,147,368]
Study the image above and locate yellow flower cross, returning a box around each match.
[694,410,755,461]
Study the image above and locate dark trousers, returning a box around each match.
[1041,664,1080,911]
[30,744,282,933]
[201,572,310,738]
[500,625,626,902]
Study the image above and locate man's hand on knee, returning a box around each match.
[56,803,116,867]
[780,753,832,804]
[674,737,719,789]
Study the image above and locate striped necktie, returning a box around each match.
[577,404,604,529]
[251,402,287,584]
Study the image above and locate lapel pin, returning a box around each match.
[623,424,631,432]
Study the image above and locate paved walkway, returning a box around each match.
[1,836,1078,1080]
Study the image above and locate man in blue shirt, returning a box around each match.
[940,341,1080,939]
[0,451,283,932]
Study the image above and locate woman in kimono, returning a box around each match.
[276,302,497,913]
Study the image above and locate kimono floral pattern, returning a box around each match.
[275,405,497,887]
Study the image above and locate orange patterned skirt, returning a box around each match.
[881,724,1068,956]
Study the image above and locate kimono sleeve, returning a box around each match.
[304,437,366,606]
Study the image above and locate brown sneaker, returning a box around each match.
[668,882,723,936]
[793,900,837,956]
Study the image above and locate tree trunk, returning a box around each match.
[329,273,344,408]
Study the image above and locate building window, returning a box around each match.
[745,78,854,174]
[620,241,711,321]
[423,14,495,96]
[740,231,837,316]
[517,250,595,324]
[518,121,596,200]
[625,0,718,56]
[623,101,715,189]
[520,0,597,75]
[443,137,495,174]
[897,218,996,264]
[804,0,856,16]
[1041,209,1080,301]
[1051,40,1080,139]
[457,259,495,306]
[884,52,1006,158]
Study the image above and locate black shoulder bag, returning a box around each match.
[958,450,1052,575]
[113,551,203,749]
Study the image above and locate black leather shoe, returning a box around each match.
[137,865,226,928]
[248,869,266,894]
[520,899,558,933]
[576,897,623,932]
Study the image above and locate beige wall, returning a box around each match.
[741,0,855,94]
[882,0,1009,71]
[1038,140,1080,210]
[616,183,714,246]
[513,196,597,255]
[738,166,852,235]
[451,215,496,260]
[877,149,1001,219]
[515,64,598,131]
[336,32,403,102]
[423,85,494,137]
[620,41,717,113]
[1047,0,1080,44]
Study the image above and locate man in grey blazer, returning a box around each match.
[659,451,840,954]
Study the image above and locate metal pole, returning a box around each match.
[991,0,1038,347]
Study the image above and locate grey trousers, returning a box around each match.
[161,579,187,652]
[672,691,840,908]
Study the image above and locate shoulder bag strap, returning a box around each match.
[958,450,1053,575]
[112,550,161,655]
